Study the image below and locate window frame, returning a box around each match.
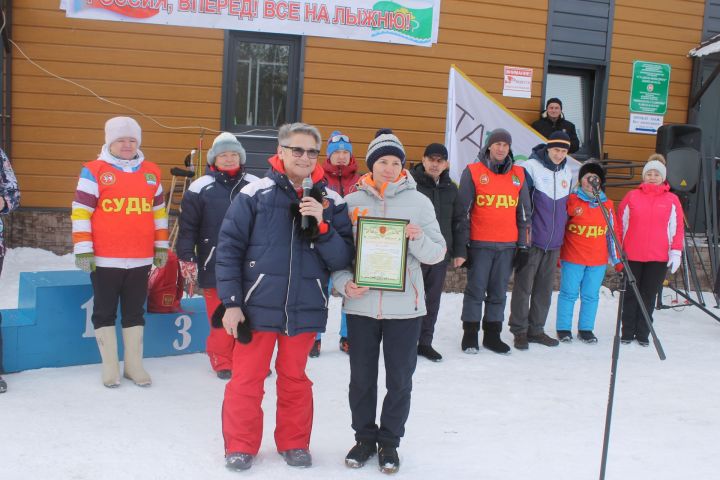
[221,31,304,134]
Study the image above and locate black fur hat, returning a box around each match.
[578,161,606,190]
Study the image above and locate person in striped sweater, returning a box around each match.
[71,116,169,388]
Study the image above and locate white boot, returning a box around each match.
[122,326,152,387]
[94,326,120,388]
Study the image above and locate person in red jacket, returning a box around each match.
[615,154,684,346]
[310,130,359,358]
[556,161,621,344]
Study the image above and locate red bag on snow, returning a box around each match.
[147,251,184,313]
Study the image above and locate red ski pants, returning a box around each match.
[222,331,316,455]
[203,289,235,371]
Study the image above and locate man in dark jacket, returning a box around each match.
[531,98,580,154]
[216,122,354,471]
[408,143,464,362]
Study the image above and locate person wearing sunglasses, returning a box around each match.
[309,130,359,358]
[216,122,354,471]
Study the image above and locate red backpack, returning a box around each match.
[147,251,184,313]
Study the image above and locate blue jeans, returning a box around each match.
[556,261,606,332]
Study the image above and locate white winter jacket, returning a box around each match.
[332,171,446,319]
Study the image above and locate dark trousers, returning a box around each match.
[90,265,151,329]
[621,261,667,342]
[347,314,421,448]
[509,247,560,335]
[461,247,515,324]
[419,259,448,346]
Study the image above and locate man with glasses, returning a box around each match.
[216,122,354,471]
[408,143,464,362]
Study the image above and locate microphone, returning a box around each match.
[588,175,601,194]
[301,177,313,230]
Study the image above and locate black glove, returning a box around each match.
[513,248,530,271]
[211,304,253,344]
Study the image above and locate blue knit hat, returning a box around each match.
[326,130,353,157]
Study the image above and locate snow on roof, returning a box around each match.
[689,33,720,57]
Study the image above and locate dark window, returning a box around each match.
[221,32,303,177]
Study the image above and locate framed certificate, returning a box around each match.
[354,216,409,291]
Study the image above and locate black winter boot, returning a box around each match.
[378,444,400,474]
[345,441,377,468]
[482,322,510,355]
[461,322,480,354]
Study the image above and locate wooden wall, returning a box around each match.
[605,0,704,164]
[12,0,224,208]
[10,0,710,209]
[302,0,550,169]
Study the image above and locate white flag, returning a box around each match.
[445,65,579,183]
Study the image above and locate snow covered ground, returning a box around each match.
[1,248,719,479]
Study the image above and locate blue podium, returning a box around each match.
[0,270,209,373]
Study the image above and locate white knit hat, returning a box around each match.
[642,158,667,182]
[105,116,141,147]
[207,132,247,165]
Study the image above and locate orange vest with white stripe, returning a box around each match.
[85,159,161,258]
[468,161,525,243]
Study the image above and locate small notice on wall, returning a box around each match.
[629,113,663,135]
[503,66,533,98]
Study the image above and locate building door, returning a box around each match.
[222,32,303,178]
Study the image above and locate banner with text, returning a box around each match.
[60,0,441,47]
[445,65,580,183]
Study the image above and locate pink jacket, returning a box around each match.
[615,182,684,262]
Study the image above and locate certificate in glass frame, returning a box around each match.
[354,216,409,291]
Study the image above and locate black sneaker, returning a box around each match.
[557,330,573,343]
[345,441,377,468]
[226,452,254,471]
[578,330,598,344]
[620,337,633,345]
[528,332,560,347]
[417,344,443,362]
[378,444,400,474]
[309,339,321,358]
[216,369,232,380]
[339,337,350,354]
[0,376,6,394]
[637,339,650,347]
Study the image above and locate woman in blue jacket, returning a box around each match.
[177,132,258,379]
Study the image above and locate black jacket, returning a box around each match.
[408,163,464,260]
[531,114,580,154]
[176,169,259,288]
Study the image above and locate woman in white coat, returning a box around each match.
[331,129,446,474]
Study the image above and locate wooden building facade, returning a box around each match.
[1,0,712,251]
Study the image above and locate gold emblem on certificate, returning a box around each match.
[354,216,409,291]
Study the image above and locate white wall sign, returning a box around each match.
[502,66,533,98]
[629,113,663,135]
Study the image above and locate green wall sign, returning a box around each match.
[629,61,671,115]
